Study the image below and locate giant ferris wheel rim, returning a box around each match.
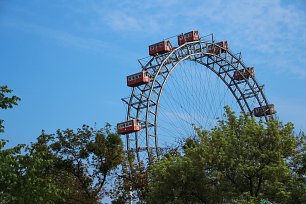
[125,38,274,164]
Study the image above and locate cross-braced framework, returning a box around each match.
[122,34,274,164]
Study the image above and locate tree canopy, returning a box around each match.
[146,107,306,203]
[0,85,20,132]
[1,86,305,203]
[0,85,125,203]
[0,125,124,203]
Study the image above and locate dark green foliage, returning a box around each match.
[46,124,124,203]
[289,132,306,204]
[0,86,66,203]
[0,85,125,203]
[110,160,148,203]
[1,85,304,203]
[0,125,124,204]
[0,139,68,204]
[0,85,21,132]
[146,108,304,203]
[0,85,20,110]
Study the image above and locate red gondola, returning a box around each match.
[149,40,172,56]
[127,71,150,87]
[233,67,255,81]
[117,119,142,134]
[253,104,276,117]
[178,30,200,45]
[207,41,228,54]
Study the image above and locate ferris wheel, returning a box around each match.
[117,30,276,164]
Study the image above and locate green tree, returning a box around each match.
[1,123,124,204]
[46,124,125,203]
[289,132,306,203]
[0,139,68,204]
[0,85,125,203]
[110,159,149,203]
[0,85,20,132]
[147,108,300,203]
[0,85,67,203]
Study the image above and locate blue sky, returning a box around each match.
[1,0,306,148]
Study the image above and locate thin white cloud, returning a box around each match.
[90,0,305,78]
[183,0,306,52]
[2,0,305,78]
[83,0,180,34]
[106,11,141,31]
[86,1,306,50]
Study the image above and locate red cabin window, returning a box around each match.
[127,71,151,87]
[117,119,142,134]
[149,40,172,56]
[178,30,200,46]
[233,67,255,81]
[207,41,229,54]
